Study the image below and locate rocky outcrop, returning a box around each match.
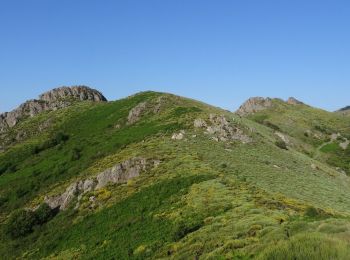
[127,102,148,125]
[0,86,106,133]
[194,114,251,143]
[44,157,160,210]
[287,97,303,105]
[236,97,273,116]
[39,86,106,102]
[275,132,290,145]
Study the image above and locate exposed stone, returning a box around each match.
[331,133,340,141]
[200,114,251,143]
[153,96,166,114]
[0,86,106,133]
[311,164,319,170]
[95,158,147,189]
[39,86,107,102]
[275,132,290,145]
[172,130,185,140]
[236,97,273,116]
[44,158,159,210]
[340,139,349,150]
[194,118,207,128]
[127,102,148,125]
[287,97,303,105]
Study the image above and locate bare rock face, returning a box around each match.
[95,157,148,189]
[194,114,251,143]
[287,97,303,105]
[44,157,160,210]
[236,97,272,116]
[127,102,148,125]
[0,86,106,133]
[39,86,107,102]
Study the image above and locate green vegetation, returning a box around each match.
[4,204,56,239]
[1,91,350,259]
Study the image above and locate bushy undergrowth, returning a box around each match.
[4,204,56,239]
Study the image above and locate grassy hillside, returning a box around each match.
[1,92,350,259]
[245,99,350,174]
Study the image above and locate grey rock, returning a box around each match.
[236,97,272,116]
[95,157,147,189]
[45,157,157,210]
[39,86,107,102]
[202,114,251,143]
[287,97,303,105]
[194,118,207,128]
[171,130,185,140]
[127,102,148,125]
[275,132,290,145]
[0,86,106,133]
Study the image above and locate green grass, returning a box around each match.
[1,91,350,259]
[320,143,339,153]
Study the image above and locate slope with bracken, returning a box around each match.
[1,87,350,259]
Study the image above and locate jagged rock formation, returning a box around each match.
[44,157,160,210]
[236,97,273,116]
[287,97,303,105]
[194,114,251,143]
[39,86,107,102]
[0,86,106,133]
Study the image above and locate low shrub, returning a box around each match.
[5,204,56,239]
[275,140,288,150]
[263,121,281,131]
[33,132,70,154]
[5,209,37,239]
[173,219,203,241]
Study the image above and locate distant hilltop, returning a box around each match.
[0,86,106,132]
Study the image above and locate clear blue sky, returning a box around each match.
[1,0,349,113]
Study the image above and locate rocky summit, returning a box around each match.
[1,88,350,259]
[0,86,106,132]
[236,97,273,116]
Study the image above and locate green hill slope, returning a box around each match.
[1,90,350,259]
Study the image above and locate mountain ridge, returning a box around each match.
[1,87,350,259]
